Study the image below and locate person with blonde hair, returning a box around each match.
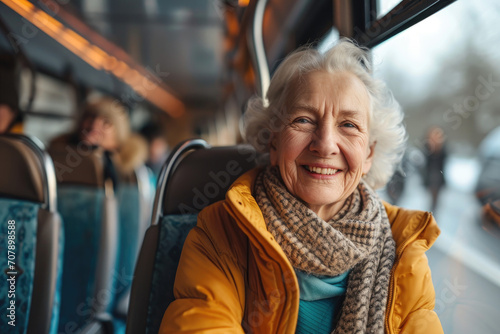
[116,133,149,175]
[78,97,130,151]
[160,40,442,334]
[50,96,131,190]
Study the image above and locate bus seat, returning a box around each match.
[48,143,118,333]
[112,165,154,333]
[0,134,63,334]
[126,139,259,334]
[114,180,140,308]
[135,165,155,237]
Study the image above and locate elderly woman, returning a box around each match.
[160,40,442,333]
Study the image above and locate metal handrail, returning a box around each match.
[249,0,270,102]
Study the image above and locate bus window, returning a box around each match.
[19,72,76,145]
[377,0,403,18]
[373,1,500,333]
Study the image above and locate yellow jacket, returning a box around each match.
[160,169,443,333]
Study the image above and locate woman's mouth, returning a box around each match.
[303,165,340,175]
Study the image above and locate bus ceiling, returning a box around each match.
[0,0,185,117]
[0,0,456,117]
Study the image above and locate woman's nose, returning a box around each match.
[309,125,340,156]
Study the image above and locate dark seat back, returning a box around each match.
[0,134,63,334]
[126,139,259,334]
[48,141,118,332]
[112,166,154,319]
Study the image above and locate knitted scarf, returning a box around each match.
[254,166,396,334]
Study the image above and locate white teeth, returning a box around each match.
[306,166,338,175]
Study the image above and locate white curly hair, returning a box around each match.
[243,39,406,189]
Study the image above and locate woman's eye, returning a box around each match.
[342,122,356,128]
[293,117,311,124]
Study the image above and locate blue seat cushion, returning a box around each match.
[112,317,126,334]
[0,198,40,334]
[57,186,104,332]
[49,219,65,334]
[146,214,198,334]
[113,184,141,311]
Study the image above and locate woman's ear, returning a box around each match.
[362,141,376,174]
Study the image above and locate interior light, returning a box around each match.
[0,0,185,117]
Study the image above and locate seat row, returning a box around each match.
[0,134,258,334]
[0,134,154,334]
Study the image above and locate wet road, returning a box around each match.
[379,160,500,334]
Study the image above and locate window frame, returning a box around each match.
[352,0,457,48]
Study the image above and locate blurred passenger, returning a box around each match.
[78,97,130,152]
[116,133,148,176]
[139,121,169,177]
[0,54,23,134]
[0,105,17,133]
[423,126,447,212]
[51,97,130,190]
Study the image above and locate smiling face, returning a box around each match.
[269,70,375,220]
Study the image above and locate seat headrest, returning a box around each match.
[0,136,45,203]
[48,142,105,187]
[163,145,259,215]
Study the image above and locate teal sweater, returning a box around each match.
[295,270,350,334]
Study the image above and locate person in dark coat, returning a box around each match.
[423,126,447,212]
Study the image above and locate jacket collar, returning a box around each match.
[224,168,282,253]
[383,201,440,253]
